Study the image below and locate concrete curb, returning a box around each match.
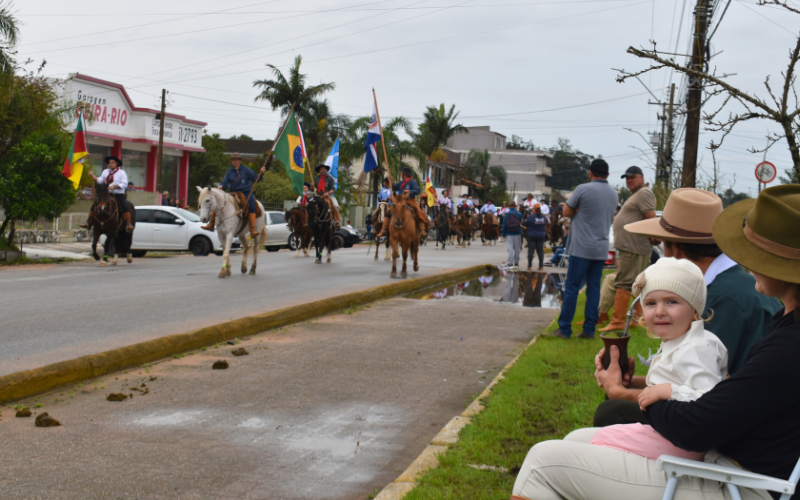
[0,264,493,405]
[374,334,541,500]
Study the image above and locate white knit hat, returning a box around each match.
[631,257,706,314]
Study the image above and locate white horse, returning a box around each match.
[197,187,267,278]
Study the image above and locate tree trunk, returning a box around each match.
[0,217,9,242]
[7,220,16,248]
[781,120,800,183]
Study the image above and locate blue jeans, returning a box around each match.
[549,247,565,264]
[557,255,605,337]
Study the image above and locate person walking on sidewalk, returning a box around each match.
[503,201,523,271]
[601,166,657,332]
[524,203,547,271]
[549,159,618,339]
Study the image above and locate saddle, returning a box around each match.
[231,192,262,219]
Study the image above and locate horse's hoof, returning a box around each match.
[374,255,379,260]
[127,254,133,264]
[327,258,331,263]
[226,268,231,276]
[99,262,106,267]
[110,261,117,266]
[414,263,419,272]
[400,272,408,279]
[315,259,321,264]
[93,254,100,261]
[219,269,226,278]
[241,267,247,274]
[390,272,397,278]
[249,269,256,275]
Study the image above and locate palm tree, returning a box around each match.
[0,2,20,76]
[417,103,468,156]
[299,98,351,169]
[466,149,491,199]
[253,55,335,118]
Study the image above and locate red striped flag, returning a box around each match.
[62,111,89,189]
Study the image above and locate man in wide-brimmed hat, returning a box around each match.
[592,187,781,427]
[393,166,429,235]
[79,155,134,232]
[204,153,265,236]
[314,163,341,228]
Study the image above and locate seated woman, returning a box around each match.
[511,184,800,500]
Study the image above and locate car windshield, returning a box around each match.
[175,208,201,222]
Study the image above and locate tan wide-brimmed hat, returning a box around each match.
[624,188,722,244]
[713,184,800,284]
[230,152,242,160]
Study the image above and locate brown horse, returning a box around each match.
[90,182,136,267]
[454,206,473,248]
[371,202,392,261]
[480,213,499,245]
[547,212,564,248]
[286,206,312,257]
[389,194,419,278]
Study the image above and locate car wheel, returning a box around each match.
[190,237,211,256]
[288,234,301,251]
[266,246,280,252]
[213,251,223,256]
[333,234,345,250]
[131,250,147,258]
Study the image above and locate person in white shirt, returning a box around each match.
[522,193,537,213]
[296,182,312,206]
[437,189,454,220]
[539,199,550,216]
[498,201,510,216]
[480,198,499,227]
[457,194,474,213]
[80,155,134,232]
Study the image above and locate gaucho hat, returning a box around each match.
[104,155,123,167]
[303,182,312,189]
[400,166,413,177]
[625,188,721,244]
[315,163,329,173]
[713,184,800,284]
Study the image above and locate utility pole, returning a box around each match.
[156,88,167,194]
[681,0,713,188]
[666,84,675,187]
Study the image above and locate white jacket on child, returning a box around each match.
[645,319,728,402]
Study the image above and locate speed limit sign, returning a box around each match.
[755,161,777,184]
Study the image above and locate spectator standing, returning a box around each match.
[161,191,171,206]
[550,159,618,339]
[502,201,523,271]
[601,166,657,331]
[524,203,548,271]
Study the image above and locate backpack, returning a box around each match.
[505,212,520,232]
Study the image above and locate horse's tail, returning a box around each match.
[260,225,268,244]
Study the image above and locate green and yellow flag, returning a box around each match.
[273,111,306,195]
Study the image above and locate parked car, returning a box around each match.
[130,206,240,257]
[263,211,294,252]
[335,226,362,248]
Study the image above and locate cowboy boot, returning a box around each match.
[578,311,609,326]
[600,289,632,332]
[248,212,258,236]
[333,210,341,229]
[79,212,95,229]
[123,212,134,233]
[201,211,216,231]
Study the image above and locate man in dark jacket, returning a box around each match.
[392,167,429,236]
[202,152,265,235]
[314,163,341,228]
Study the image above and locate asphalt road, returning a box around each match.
[0,242,508,376]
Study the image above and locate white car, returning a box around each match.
[263,211,295,252]
[130,205,240,257]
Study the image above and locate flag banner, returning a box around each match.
[296,115,308,168]
[325,138,340,190]
[62,111,89,189]
[273,111,306,195]
[363,103,381,173]
[425,175,436,207]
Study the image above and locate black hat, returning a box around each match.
[621,166,644,178]
[486,199,493,203]
[400,166,413,177]
[303,182,312,189]
[589,159,609,176]
[462,193,469,198]
[104,155,123,167]
[315,164,329,173]
[383,177,390,184]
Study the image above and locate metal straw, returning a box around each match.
[622,296,641,336]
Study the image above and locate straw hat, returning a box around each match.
[713,184,800,284]
[624,188,722,244]
[230,152,241,160]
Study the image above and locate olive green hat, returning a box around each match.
[712,184,800,284]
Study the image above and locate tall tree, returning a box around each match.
[253,55,335,118]
[466,149,491,199]
[780,167,799,184]
[298,98,351,169]
[417,103,467,156]
[0,1,19,76]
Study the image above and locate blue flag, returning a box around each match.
[325,138,340,190]
[364,102,381,173]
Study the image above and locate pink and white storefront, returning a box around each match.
[60,73,207,204]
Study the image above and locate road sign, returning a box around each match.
[755,161,777,184]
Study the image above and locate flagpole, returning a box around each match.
[372,88,393,188]
[245,102,296,204]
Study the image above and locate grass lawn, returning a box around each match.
[404,278,661,500]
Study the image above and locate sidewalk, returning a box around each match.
[20,242,93,260]
[0,294,557,500]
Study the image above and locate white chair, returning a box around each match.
[657,454,800,500]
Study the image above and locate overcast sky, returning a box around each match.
[17,0,800,194]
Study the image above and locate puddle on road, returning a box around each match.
[407,267,566,309]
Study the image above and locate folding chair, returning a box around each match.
[657,454,800,500]
[557,250,569,268]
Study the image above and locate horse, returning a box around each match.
[547,212,564,248]
[90,182,136,267]
[371,201,391,261]
[307,196,334,264]
[285,206,312,258]
[388,193,419,278]
[454,206,473,248]
[480,213,499,246]
[197,187,266,278]
[433,206,451,251]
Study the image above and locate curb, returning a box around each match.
[374,333,542,500]
[0,264,493,405]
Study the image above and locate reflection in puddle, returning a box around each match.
[412,268,566,309]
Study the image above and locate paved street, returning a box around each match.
[0,295,557,500]
[0,243,509,376]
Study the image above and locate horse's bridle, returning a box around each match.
[311,199,331,228]
[93,194,119,226]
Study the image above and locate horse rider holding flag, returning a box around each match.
[315,163,341,228]
[79,155,134,232]
[393,166,429,236]
[202,152,265,236]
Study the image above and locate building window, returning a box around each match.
[159,155,180,198]
[121,149,147,191]
[87,144,111,176]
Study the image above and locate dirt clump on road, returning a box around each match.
[212,360,229,369]
[106,393,128,402]
[35,413,61,427]
[231,348,249,356]
[15,408,32,417]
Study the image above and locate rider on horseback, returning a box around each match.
[314,164,341,229]
[458,193,474,212]
[79,156,134,232]
[437,189,454,221]
[202,153,265,236]
[480,198,499,227]
[393,167,429,236]
[296,182,313,206]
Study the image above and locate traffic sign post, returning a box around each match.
[755,161,777,193]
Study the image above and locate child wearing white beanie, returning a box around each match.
[590,257,728,461]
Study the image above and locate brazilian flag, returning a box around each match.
[273,111,306,195]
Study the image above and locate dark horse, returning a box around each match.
[285,206,313,258]
[455,206,473,248]
[434,206,451,251]
[91,182,136,266]
[307,197,334,264]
